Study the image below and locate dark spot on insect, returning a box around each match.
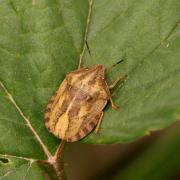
[66,75,72,83]
[45,108,51,113]
[67,137,72,142]
[95,114,101,119]
[68,106,80,119]
[48,99,54,104]
[89,121,95,128]
[88,78,96,85]
[46,126,51,131]
[93,92,100,99]
[75,133,81,140]
[86,95,92,101]
[45,117,50,122]
[60,100,69,113]
[82,127,89,134]
[69,84,73,89]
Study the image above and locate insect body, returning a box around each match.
[44,64,125,142]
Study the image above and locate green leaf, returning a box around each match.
[83,0,180,143]
[0,156,45,180]
[0,0,88,178]
[0,0,180,178]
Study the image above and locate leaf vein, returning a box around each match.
[0,154,34,161]
[79,0,93,68]
[0,170,14,179]
[0,81,52,159]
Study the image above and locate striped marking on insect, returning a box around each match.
[44,50,126,142]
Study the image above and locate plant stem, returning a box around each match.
[38,141,66,180]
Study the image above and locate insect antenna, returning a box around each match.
[85,40,92,58]
[85,40,96,66]
[106,59,124,73]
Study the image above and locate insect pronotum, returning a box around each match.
[44,41,126,142]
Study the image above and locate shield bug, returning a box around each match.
[44,43,126,142]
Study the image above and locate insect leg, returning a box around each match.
[109,97,119,109]
[95,112,104,134]
[108,75,127,109]
[109,74,127,89]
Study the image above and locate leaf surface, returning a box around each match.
[0,0,180,178]
[83,0,180,143]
